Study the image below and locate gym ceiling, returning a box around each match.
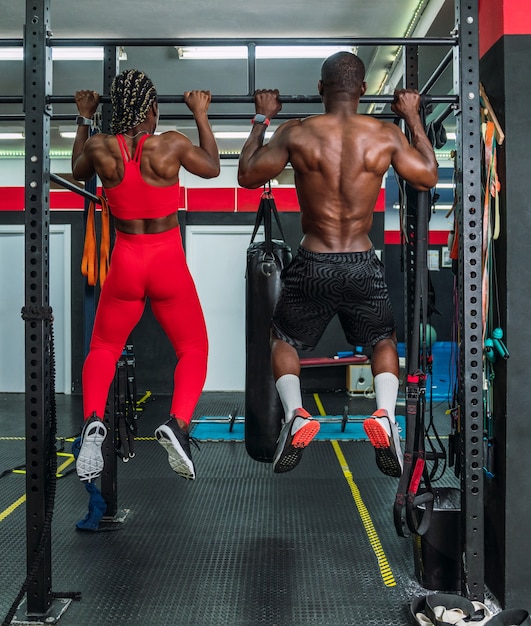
[0,0,457,156]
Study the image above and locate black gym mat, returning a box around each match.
[0,392,460,626]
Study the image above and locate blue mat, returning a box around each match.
[192,414,406,442]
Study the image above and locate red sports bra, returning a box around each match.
[104,134,181,220]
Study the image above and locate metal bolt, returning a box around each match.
[468,92,475,100]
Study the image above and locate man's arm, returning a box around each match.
[237,89,291,189]
[178,90,220,179]
[390,89,438,191]
[71,90,100,181]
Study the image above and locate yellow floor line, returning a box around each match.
[315,392,396,586]
[0,494,26,522]
[331,440,396,587]
[0,453,76,523]
[313,392,326,416]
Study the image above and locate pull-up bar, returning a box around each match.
[0,36,457,48]
[46,93,458,106]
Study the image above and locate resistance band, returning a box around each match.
[81,194,111,287]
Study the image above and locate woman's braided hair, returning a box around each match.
[110,69,157,135]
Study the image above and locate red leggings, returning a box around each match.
[82,227,208,423]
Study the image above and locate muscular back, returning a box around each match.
[285,114,398,252]
[78,132,188,189]
[238,88,438,254]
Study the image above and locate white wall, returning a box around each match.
[186,224,263,391]
[0,225,71,393]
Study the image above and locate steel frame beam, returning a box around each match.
[23,0,54,617]
[454,0,484,601]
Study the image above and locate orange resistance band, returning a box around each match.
[81,195,111,287]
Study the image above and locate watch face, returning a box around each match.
[254,114,266,123]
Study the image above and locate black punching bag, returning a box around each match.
[245,190,292,462]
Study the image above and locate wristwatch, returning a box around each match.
[76,116,93,126]
[252,114,270,126]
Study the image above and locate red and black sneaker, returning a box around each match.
[272,408,320,474]
[363,409,403,478]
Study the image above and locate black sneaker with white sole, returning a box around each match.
[155,419,199,480]
[76,413,107,483]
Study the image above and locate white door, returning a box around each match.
[186,225,262,391]
[0,225,71,393]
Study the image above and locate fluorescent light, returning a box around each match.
[53,47,104,60]
[393,202,454,211]
[59,129,77,139]
[257,46,356,59]
[436,182,455,189]
[0,48,23,61]
[0,46,127,61]
[177,45,356,60]
[177,46,248,60]
[214,130,274,140]
[0,132,24,140]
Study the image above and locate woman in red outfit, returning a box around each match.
[72,69,220,482]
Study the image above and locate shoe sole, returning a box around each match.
[76,421,107,483]
[273,419,320,474]
[155,425,195,480]
[363,418,402,478]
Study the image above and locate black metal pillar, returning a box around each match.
[99,46,121,520]
[454,0,484,601]
[402,45,421,366]
[23,0,53,616]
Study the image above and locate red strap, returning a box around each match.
[99,196,111,287]
[132,133,150,163]
[115,134,131,162]
[409,457,426,494]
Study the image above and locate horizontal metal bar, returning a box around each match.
[48,93,458,105]
[190,416,365,423]
[50,173,101,204]
[0,96,24,104]
[0,114,25,122]
[1,36,457,47]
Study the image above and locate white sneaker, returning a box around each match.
[76,415,107,483]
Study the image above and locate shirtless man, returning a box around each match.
[72,69,219,482]
[238,51,438,475]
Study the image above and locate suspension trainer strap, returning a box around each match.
[394,371,434,537]
[250,182,287,249]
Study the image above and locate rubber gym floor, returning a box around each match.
[0,389,488,626]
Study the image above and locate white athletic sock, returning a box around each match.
[373,372,399,424]
[275,374,303,423]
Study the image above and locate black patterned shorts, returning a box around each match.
[272,246,396,350]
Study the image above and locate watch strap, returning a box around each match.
[252,114,270,126]
[76,116,93,127]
